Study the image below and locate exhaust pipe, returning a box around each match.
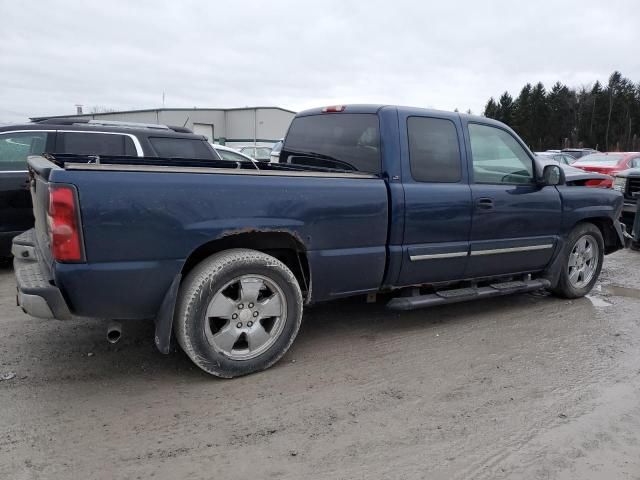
[106,321,122,344]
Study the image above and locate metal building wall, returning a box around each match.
[32,107,295,148]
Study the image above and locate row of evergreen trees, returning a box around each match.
[483,71,640,152]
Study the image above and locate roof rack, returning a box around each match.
[36,118,90,125]
[86,119,171,130]
[34,118,192,133]
[168,125,193,133]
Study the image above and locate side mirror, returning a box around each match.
[541,164,565,186]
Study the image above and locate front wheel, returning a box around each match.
[551,223,604,298]
[174,249,303,378]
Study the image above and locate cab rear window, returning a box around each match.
[281,114,380,173]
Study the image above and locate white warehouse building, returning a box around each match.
[31,106,296,149]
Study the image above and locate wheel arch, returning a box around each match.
[181,231,311,301]
[576,217,622,254]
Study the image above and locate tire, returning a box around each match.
[174,249,303,378]
[551,223,604,299]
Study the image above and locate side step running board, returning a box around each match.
[386,279,551,311]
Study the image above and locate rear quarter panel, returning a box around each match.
[49,169,389,317]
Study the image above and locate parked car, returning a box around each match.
[612,168,640,229]
[239,146,272,162]
[535,151,576,165]
[0,118,219,256]
[571,152,640,177]
[561,148,599,159]
[270,139,283,163]
[212,144,255,163]
[14,105,626,378]
[536,156,613,188]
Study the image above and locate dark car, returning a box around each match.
[561,148,599,159]
[0,118,219,256]
[612,168,640,230]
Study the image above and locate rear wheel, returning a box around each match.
[174,249,303,378]
[551,223,604,298]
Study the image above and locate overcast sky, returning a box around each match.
[1,0,638,123]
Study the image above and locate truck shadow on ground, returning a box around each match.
[4,287,568,385]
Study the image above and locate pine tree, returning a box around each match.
[497,92,514,126]
[480,72,640,151]
[513,83,533,143]
[483,98,498,118]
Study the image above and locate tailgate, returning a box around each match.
[27,156,59,268]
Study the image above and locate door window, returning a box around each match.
[0,131,49,171]
[468,124,534,185]
[408,117,461,182]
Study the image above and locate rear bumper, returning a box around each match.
[12,229,71,320]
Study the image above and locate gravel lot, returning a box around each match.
[1,250,640,480]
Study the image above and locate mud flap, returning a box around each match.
[540,239,567,289]
[154,274,182,354]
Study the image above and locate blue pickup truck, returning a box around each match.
[13,105,626,377]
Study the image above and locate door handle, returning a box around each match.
[476,198,494,210]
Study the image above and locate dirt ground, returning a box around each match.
[1,250,640,480]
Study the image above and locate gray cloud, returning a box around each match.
[1,0,638,123]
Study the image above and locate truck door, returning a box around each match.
[396,114,472,286]
[463,121,561,278]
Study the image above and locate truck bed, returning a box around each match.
[27,154,389,318]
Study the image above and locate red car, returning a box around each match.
[572,152,640,176]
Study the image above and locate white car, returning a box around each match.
[239,146,272,162]
[270,139,283,163]
[212,144,256,163]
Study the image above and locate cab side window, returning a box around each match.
[0,131,49,171]
[407,117,461,182]
[468,123,534,185]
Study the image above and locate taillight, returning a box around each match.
[47,185,84,262]
[322,105,346,112]
[584,178,613,188]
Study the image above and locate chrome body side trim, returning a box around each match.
[470,244,554,256]
[409,251,468,261]
[410,244,554,261]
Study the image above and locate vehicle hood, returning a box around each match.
[572,163,620,174]
[613,168,640,178]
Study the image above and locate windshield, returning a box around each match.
[574,154,623,165]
